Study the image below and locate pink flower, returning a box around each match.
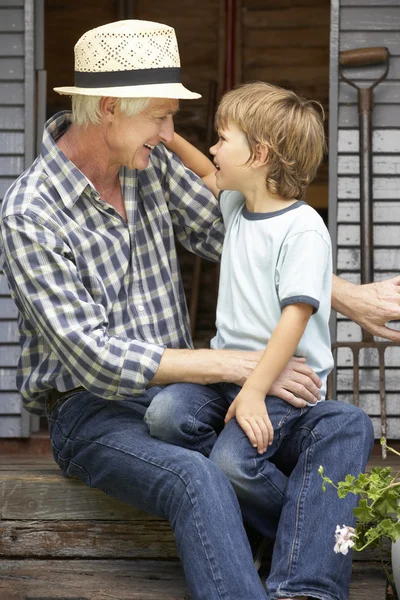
[334,525,356,555]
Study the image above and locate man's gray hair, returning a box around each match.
[71,95,151,126]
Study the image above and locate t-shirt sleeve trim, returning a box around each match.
[280,295,320,314]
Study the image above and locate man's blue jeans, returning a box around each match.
[145,383,375,600]
[47,387,268,600]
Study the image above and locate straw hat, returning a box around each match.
[54,20,201,100]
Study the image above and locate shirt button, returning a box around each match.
[137,305,145,312]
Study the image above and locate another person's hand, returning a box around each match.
[268,356,321,407]
[225,388,273,453]
[341,277,400,342]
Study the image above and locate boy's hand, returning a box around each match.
[225,389,273,453]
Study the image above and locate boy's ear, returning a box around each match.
[251,143,269,168]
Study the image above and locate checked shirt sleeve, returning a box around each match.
[158,146,224,262]
[1,213,164,400]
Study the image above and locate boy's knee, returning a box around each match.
[211,443,245,488]
[144,393,184,441]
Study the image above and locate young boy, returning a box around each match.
[145,81,332,451]
[144,85,334,589]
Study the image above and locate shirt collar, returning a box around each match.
[40,111,94,210]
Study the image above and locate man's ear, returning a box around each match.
[251,143,268,168]
[100,97,119,122]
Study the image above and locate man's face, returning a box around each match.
[106,98,179,171]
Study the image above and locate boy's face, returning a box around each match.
[209,123,253,192]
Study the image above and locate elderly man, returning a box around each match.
[0,18,395,600]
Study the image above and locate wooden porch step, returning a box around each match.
[0,558,187,600]
[0,559,388,599]
[0,455,390,599]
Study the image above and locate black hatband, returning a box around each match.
[74,67,181,88]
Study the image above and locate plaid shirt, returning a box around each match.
[0,112,223,415]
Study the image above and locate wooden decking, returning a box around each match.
[0,442,398,599]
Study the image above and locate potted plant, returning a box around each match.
[319,439,400,597]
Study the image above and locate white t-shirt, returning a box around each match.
[210,191,334,399]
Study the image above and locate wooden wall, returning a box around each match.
[0,0,33,437]
[330,0,400,438]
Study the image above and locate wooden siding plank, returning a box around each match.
[338,129,400,153]
[244,27,329,48]
[338,155,400,175]
[338,224,400,246]
[339,104,400,128]
[334,365,400,391]
[243,6,330,29]
[0,57,22,80]
[337,200,400,222]
[0,416,21,436]
[0,297,18,318]
[0,321,18,343]
[341,7,400,31]
[0,132,23,154]
[339,81,400,104]
[0,274,10,294]
[0,156,23,176]
[340,31,400,53]
[338,176,400,199]
[0,106,23,129]
[0,392,20,414]
[336,392,399,413]
[341,0,400,5]
[337,347,400,368]
[0,33,23,56]
[337,271,396,284]
[0,368,16,390]
[337,56,400,82]
[0,347,20,368]
[0,9,24,33]
[0,178,17,199]
[370,416,400,439]
[0,82,24,104]
[337,248,400,271]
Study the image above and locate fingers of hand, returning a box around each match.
[277,389,307,408]
[237,416,269,453]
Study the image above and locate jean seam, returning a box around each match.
[285,434,317,581]
[188,394,225,457]
[52,432,229,599]
[257,460,286,500]
[273,590,338,600]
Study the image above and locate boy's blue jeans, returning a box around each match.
[48,387,268,600]
[144,383,374,600]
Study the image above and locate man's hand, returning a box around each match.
[335,276,400,342]
[354,279,400,340]
[268,356,322,407]
[225,389,273,454]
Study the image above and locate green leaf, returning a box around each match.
[353,499,373,522]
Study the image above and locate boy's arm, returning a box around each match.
[165,133,219,197]
[225,303,314,453]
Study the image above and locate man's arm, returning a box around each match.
[151,347,322,404]
[332,273,400,341]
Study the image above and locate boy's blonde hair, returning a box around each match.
[215,82,326,200]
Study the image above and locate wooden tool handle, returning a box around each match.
[339,46,388,67]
